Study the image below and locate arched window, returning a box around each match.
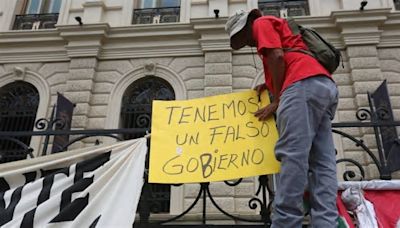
[0,81,39,163]
[121,76,175,213]
[258,0,309,18]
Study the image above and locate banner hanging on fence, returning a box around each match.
[149,90,280,184]
[0,138,147,227]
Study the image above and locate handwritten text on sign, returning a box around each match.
[149,90,280,183]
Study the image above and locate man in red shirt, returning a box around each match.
[226,9,339,227]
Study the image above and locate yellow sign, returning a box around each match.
[149,90,280,183]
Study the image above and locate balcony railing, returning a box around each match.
[258,0,309,17]
[13,13,59,30]
[133,7,180,24]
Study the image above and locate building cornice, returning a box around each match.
[0,30,68,63]
[192,17,231,51]
[332,8,391,46]
[57,23,110,58]
[101,23,203,59]
[379,11,400,47]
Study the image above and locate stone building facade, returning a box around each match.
[0,0,400,221]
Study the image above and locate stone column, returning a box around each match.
[58,24,109,135]
[333,9,390,179]
[191,17,259,217]
[193,18,232,97]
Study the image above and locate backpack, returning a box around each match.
[286,18,342,74]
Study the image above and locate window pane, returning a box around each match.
[50,0,62,13]
[26,0,41,14]
[42,0,61,13]
[159,0,180,7]
[140,0,155,8]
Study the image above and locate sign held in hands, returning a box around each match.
[149,90,280,183]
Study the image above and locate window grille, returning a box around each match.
[13,0,61,30]
[258,0,309,17]
[133,0,181,24]
[121,76,175,213]
[0,82,39,163]
[395,0,400,10]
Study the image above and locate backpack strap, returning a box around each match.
[286,17,301,35]
[283,48,315,58]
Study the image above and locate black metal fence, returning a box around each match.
[133,7,180,24]
[13,13,59,30]
[395,0,400,10]
[258,0,310,18]
[0,81,399,227]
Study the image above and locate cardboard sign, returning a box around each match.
[149,90,280,183]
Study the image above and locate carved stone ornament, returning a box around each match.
[144,61,156,75]
[13,67,26,80]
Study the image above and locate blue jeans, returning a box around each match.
[271,76,339,228]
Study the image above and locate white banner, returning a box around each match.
[0,138,147,228]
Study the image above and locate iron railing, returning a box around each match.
[133,7,180,24]
[13,13,59,30]
[395,0,400,10]
[258,0,310,17]
[0,81,399,227]
[0,110,398,227]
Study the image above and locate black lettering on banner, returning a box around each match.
[200,153,213,178]
[227,154,239,169]
[194,106,206,123]
[251,148,264,165]
[222,101,236,119]
[176,133,199,146]
[50,152,111,223]
[178,107,193,124]
[89,215,101,228]
[246,121,260,138]
[224,126,236,143]
[247,97,260,114]
[237,100,247,116]
[166,106,181,124]
[209,126,225,145]
[208,104,218,121]
[261,122,270,137]
[21,168,70,228]
[186,158,199,173]
[217,154,228,170]
[162,155,183,175]
[0,172,36,226]
[241,150,250,166]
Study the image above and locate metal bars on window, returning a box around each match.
[258,0,310,17]
[0,82,39,163]
[121,76,175,214]
[395,0,400,10]
[133,6,180,24]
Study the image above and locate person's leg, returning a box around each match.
[308,115,338,227]
[271,81,321,228]
[308,82,339,227]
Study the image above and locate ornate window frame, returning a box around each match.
[0,68,51,157]
[105,62,187,215]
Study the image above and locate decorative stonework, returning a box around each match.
[13,67,26,80]
[144,61,156,75]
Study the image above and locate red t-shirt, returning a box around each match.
[252,16,331,94]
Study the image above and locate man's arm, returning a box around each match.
[254,48,285,121]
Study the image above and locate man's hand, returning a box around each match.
[254,101,279,121]
[254,83,267,96]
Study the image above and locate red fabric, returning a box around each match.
[364,190,400,228]
[252,16,331,94]
[337,192,356,228]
